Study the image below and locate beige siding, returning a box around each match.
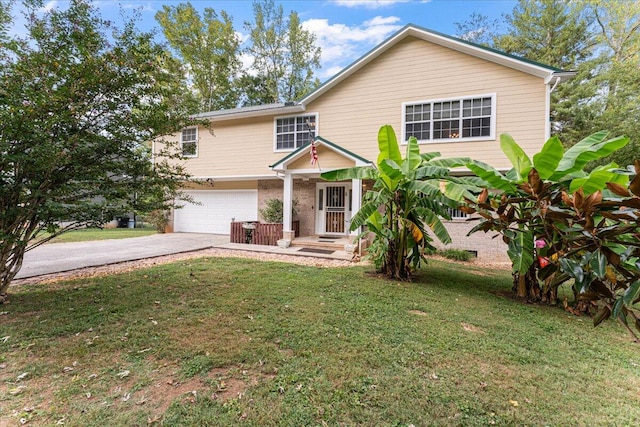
[288,145,356,171]
[163,35,548,178]
[307,37,547,170]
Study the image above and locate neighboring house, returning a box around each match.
[158,24,574,261]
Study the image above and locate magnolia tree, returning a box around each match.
[463,132,640,338]
[322,125,475,280]
[0,0,197,302]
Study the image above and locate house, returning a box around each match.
[157,24,574,261]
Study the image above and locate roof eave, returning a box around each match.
[545,71,577,84]
[270,136,372,172]
[195,104,305,122]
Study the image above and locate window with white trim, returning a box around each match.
[404,95,495,142]
[275,114,317,151]
[446,207,469,220]
[181,127,198,157]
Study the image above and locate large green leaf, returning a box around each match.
[427,157,471,169]
[419,208,451,245]
[589,249,607,279]
[500,134,532,181]
[407,180,448,199]
[551,132,629,181]
[622,280,640,306]
[559,257,585,285]
[402,136,422,175]
[466,160,518,192]
[569,164,629,195]
[414,165,450,180]
[506,230,534,275]
[321,166,377,181]
[377,125,402,167]
[349,200,381,231]
[379,159,403,184]
[420,152,442,162]
[443,181,476,202]
[532,136,563,180]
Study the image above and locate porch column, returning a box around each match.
[282,172,295,241]
[350,178,362,235]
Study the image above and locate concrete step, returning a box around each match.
[291,237,351,251]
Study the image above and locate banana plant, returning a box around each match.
[463,131,629,301]
[321,125,474,280]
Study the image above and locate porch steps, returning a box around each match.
[290,236,353,252]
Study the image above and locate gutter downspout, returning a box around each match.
[545,76,561,141]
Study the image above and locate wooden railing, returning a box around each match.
[230,221,299,246]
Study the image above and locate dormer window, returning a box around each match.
[275,114,317,151]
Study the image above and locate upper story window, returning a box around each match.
[275,114,317,151]
[181,127,198,157]
[403,94,495,143]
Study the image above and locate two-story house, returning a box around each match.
[158,24,574,260]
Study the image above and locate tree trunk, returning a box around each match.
[0,241,28,304]
[512,265,543,301]
[0,258,22,304]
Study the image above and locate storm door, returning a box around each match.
[316,183,352,235]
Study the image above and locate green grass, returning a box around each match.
[1,257,639,426]
[39,227,157,244]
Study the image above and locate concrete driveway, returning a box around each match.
[16,233,229,279]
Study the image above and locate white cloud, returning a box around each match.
[120,2,155,13]
[302,16,402,79]
[332,0,411,9]
[38,1,58,13]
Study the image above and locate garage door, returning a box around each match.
[174,190,258,234]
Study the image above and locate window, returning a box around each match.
[275,114,317,151]
[446,207,469,220]
[181,127,198,157]
[404,95,495,143]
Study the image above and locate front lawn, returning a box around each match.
[1,257,638,426]
[39,227,157,244]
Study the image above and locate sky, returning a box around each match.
[10,0,518,80]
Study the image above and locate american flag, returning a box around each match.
[310,142,318,165]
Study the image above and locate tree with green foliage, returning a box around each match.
[453,12,500,46]
[579,0,640,168]
[464,132,630,306]
[493,0,594,141]
[0,0,196,302]
[155,2,242,112]
[243,0,321,104]
[322,125,474,280]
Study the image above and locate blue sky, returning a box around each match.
[12,0,517,80]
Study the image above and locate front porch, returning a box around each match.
[269,136,373,249]
[222,234,357,261]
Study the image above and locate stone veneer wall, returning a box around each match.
[257,178,317,237]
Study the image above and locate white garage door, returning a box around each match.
[174,190,258,234]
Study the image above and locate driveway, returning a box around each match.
[16,233,229,279]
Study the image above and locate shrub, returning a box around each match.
[439,248,473,262]
[259,198,298,223]
[145,209,169,233]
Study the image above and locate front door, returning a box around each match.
[316,183,352,235]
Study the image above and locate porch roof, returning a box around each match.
[269,136,372,173]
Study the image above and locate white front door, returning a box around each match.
[316,183,352,236]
